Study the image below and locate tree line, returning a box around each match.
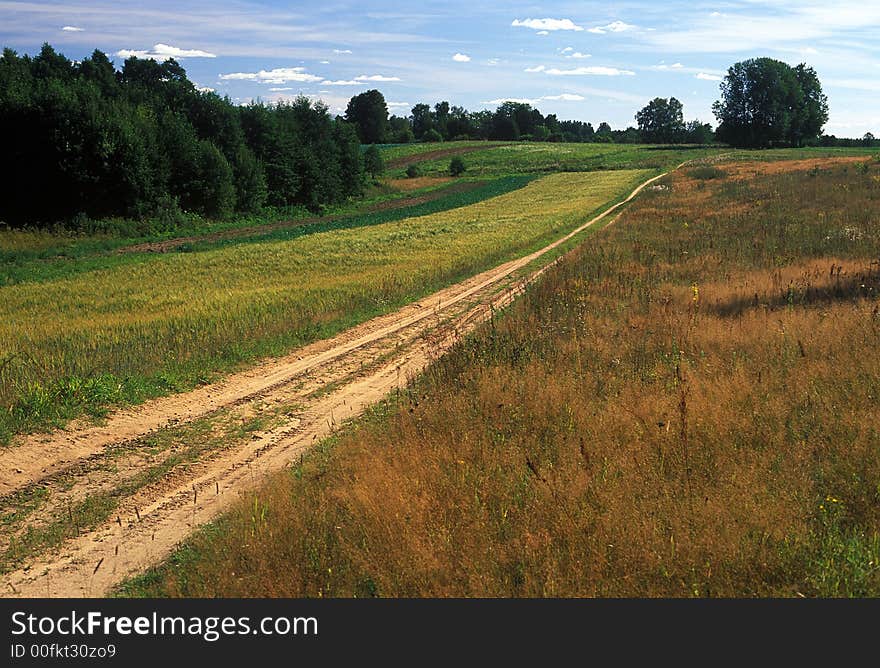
[346,91,714,146]
[348,58,861,151]
[0,44,363,227]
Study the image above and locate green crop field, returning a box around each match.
[0,169,650,442]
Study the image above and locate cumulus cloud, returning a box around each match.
[61,26,84,32]
[536,31,549,35]
[387,101,411,109]
[653,62,684,70]
[452,53,471,62]
[116,43,217,61]
[320,79,361,86]
[196,85,215,93]
[333,49,353,54]
[355,74,401,82]
[561,47,573,53]
[219,67,321,84]
[268,87,294,91]
[566,52,591,59]
[511,18,584,32]
[545,66,635,76]
[588,20,637,34]
[524,65,546,73]
[696,72,722,81]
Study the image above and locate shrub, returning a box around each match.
[363,145,385,179]
[449,156,466,177]
[405,164,421,179]
[687,165,727,180]
[423,129,443,143]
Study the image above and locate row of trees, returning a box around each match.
[0,44,365,226]
[344,90,710,145]
[346,58,844,150]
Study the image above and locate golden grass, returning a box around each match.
[124,158,880,598]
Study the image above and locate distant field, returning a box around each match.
[375,141,505,165]
[384,141,879,178]
[0,176,532,287]
[124,155,880,598]
[0,169,650,442]
[386,142,723,177]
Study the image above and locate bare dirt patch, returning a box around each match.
[386,176,453,191]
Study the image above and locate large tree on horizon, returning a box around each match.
[344,89,388,144]
[712,57,828,148]
[635,97,685,143]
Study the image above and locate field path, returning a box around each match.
[1,168,670,598]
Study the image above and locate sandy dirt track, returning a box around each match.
[1,168,668,598]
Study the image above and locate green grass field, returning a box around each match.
[0,169,650,443]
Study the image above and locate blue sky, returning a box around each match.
[2,0,878,136]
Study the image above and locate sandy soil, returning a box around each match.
[1,168,668,598]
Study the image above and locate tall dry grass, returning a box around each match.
[125,158,880,598]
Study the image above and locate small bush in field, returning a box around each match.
[449,157,467,177]
[687,165,727,180]
[405,164,420,178]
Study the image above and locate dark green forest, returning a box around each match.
[0,44,363,227]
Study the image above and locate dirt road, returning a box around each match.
[1,168,669,598]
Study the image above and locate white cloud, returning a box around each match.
[482,93,585,104]
[566,52,591,59]
[542,93,585,101]
[333,49,353,54]
[696,72,722,81]
[511,18,583,32]
[487,58,500,66]
[524,65,546,73]
[653,62,684,70]
[268,87,294,91]
[561,47,573,53]
[116,43,217,61]
[536,30,549,35]
[588,20,637,34]
[319,60,330,64]
[196,85,215,93]
[484,97,537,105]
[544,66,636,76]
[61,26,83,32]
[387,101,410,109]
[355,74,402,82]
[452,53,471,62]
[644,5,880,53]
[320,79,361,86]
[219,67,321,83]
